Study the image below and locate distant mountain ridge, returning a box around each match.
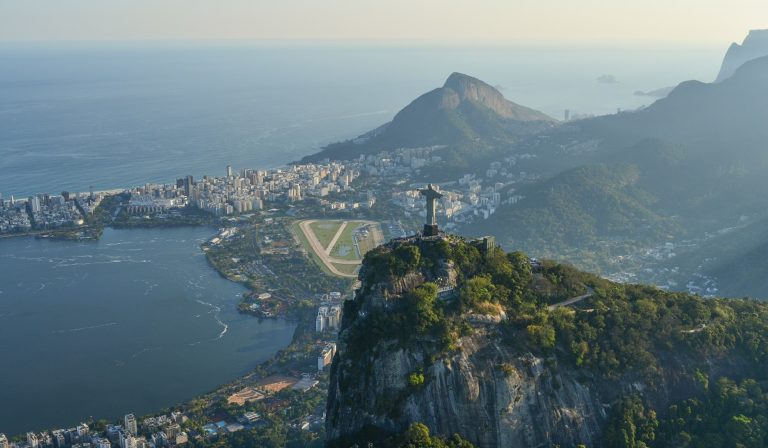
[303,72,554,164]
[466,54,768,273]
[715,29,768,82]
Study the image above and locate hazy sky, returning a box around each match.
[0,0,765,45]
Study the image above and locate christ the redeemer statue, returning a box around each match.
[420,183,443,237]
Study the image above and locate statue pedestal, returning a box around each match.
[422,224,439,237]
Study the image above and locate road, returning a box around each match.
[547,287,594,311]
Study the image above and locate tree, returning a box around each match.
[407,283,440,333]
[459,275,495,311]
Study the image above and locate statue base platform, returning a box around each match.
[422,224,439,237]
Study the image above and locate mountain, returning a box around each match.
[440,72,554,122]
[326,235,768,447]
[715,29,768,82]
[303,73,555,166]
[655,217,768,299]
[467,163,677,259]
[465,55,768,268]
[633,85,674,98]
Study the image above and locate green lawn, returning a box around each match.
[291,221,335,276]
[333,263,361,276]
[309,220,344,250]
[356,223,382,255]
[331,221,371,261]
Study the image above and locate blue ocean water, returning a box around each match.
[0,42,723,197]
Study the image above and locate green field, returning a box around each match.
[291,221,335,276]
[294,219,383,278]
[333,263,361,276]
[309,220,344,250]
[356,224,381,255]
[331,221,370,261]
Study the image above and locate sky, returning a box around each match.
[0,0,765,45]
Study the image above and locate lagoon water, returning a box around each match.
[0,227,295,435]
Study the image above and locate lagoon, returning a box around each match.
[0,226,295,435]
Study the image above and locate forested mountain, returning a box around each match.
[327,236,768,447]
[466,55,768,276]
[303,72,555,171]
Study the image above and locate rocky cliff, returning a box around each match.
[440,72,554,122]
[715,29,768,82]
[326,236,768,447]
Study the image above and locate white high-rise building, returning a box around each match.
[29,196,41,213]
[119,431,137,448]
[316,305,342,332]
[318,343,337,370]
[125,413,138,435]
[27,432,39,448]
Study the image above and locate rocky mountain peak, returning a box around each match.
[439,72,555,121]
[715,29,768,82]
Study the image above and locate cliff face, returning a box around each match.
[327,325,609,447]
[715,29,768,82]
[326,309,719,447]
[326,238,756,448]
[441,72,554,122]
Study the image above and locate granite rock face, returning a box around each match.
[441,72,555,122]
[715,29,768,82]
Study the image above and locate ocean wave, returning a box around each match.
[53,322,118,334]
[131,346,163,359]
[195,299,228,340]
[143,283,159,295]
[55,258,152,267]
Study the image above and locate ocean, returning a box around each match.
[0,41,724,197]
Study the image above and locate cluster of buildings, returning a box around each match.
[2,413,188,448]
[0,192,103,234]
[126,161,362,217]
[313,292,342,370]
[0,197,31,232]
[315,303,342,333]
[353,147,538,231]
